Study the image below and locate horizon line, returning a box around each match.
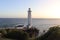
[0,18,60,19]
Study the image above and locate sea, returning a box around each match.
[0,18,60,34]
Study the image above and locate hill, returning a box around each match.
[37,26,60,40]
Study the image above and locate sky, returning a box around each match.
[0,0,60,18]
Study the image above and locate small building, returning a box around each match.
[15,24,25,29]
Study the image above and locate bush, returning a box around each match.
[37,26,60,40]
[4,30,29,40]
[25,27,39,38]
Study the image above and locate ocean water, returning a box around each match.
[0,18,60,31]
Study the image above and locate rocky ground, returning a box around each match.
[0,38,14,40]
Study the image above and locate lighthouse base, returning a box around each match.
[27,25,32,29]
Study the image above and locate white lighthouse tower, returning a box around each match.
[27,8,32,29]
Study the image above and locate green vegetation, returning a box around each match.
[1,26,60,40]
[0,27,39,40]
[37,26,60,40]
[25,27,39,38]
[4,30,29,40]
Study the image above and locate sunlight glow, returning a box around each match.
[34,0,60,18]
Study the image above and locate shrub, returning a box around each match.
[4,30,29,40]
[37,26,60,40]
[25,27,39,38]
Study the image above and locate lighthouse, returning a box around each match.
[27,8,32,29]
